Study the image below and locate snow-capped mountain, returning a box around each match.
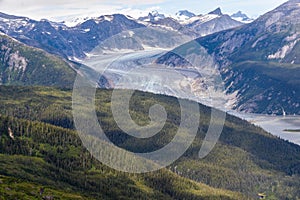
[61,16,93,27]
[0,13,145,58]
[0,8,245,59]
[1,2,298,116]
[231,11,254,23]
[183,8,243,36]
[0,12,35,35]
[175,10,196,21]
[157,0,300,115]
[138,11,166,22]
[136,8,243,38]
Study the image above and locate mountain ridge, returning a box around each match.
[0,34,76,87]
[230,11,254,23]
[0,9,244,59]
[156,0,300,115]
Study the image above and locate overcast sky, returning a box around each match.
[0,0,288,21]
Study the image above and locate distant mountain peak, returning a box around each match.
[208,7,223,15]
[234,11,243,16]
[231,11,253,23]
[175,10,196,21]
[176,10,196,18]
[149,10,165,19]
[138,10,165,22]
[0,12,25,20]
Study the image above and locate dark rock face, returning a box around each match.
[208,8,223,16]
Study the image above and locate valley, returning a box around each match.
[0,0,300,199]
[81,48,231,109]
[82,47,300,146]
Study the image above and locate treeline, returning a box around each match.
[1,85,300,199]
[0,114,243,200]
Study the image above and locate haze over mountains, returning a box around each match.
[158,0,300,115]
[0,1,299,116]
[0,1,300,199]
[230,11,254,23]
[0,7,246,58]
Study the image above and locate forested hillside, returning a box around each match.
[0,34,76,87]
[0,111,243,199]
[0,86,300,199]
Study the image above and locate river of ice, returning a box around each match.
[81,49,300,146]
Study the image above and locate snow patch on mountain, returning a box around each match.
[138,11,165,22]
[8,51,28,73]
[182,14,219,25]
[231,11,254,23]
[268,39,299,59]
[175,10,196,21]
[59,14,115,27]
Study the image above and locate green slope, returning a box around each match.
[0,114,243,200]
[0,175,86,200]
[0,85,300,199]
[0,34,76,87]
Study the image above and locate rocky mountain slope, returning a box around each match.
[0,34,76,87]
[0,9,244,59]
[139,8,243,37]
[231,11,254,23]
[0,33,109,88]
[175,10,196,21]
[184,9,243,37]
[0,13,145,58]
[157,0,300,115]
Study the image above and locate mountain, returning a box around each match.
[0,34,76,87]
[208,7,223,15]
[0,13,80,58]
[88,26,193,54]
[61,16,93,27]
[66,14,145,55]
[0,13,145,58]
[175,10,196,21]
[157,0,300,115]
[137,8,243,38]
[136,11,199,37]
[138,11,166,22]
[183,8,244,36]
[231,11,254,23]
[1,85,300,199]
[0,33,110,89]
[1,3,300,200]
[0,10,245,60]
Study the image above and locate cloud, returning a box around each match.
[114,0,167,4]
[0,0,287,21]
[0,0,167,8]
[0,0,167,20]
